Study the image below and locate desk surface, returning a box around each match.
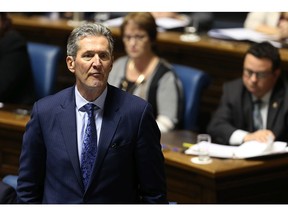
[0,105,30,132]
[161,130,288,178]
[160,130,288,203]
[1,105,288,203]
[0,104,286,178]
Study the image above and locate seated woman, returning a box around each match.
[108,12,183,132]
[0,12,35,105]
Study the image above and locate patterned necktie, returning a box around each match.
[81,103,98,189]
[253,100,263,130]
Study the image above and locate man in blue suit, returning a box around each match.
[16,23,168,204]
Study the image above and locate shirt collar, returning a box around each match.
[252,90,272,104]
[75,86,107,111]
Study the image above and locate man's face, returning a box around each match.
[242,53,280,98]
[66,35,113,97]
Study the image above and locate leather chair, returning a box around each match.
[1,43,62,194]
[27,42,62,99]
[172,64,211,131]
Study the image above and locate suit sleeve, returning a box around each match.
[207,83,239,145]
[136,103,168,204]
[17,102,46,203]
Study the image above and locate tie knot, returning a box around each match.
[254,99,262,104]
[83,103,97,115]
[254,99,262,107]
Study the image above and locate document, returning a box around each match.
[102,17,123,27]
[208,28,282,48]
[155,17,189,29]
[185,141,288,159]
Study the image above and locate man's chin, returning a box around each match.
[248,88,260,96]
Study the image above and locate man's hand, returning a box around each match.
[243,130,275,143]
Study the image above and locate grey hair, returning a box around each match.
[67,22,114,57]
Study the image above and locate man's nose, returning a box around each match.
[92,55,101,65]
[250,73,258,82]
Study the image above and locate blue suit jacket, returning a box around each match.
[17,85,167,204]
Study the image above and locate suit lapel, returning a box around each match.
[267,84,284,130]
[58,87,83,189]
[88,86,121,188]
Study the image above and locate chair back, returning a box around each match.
[27,42,62,99]
[172,64,211,131]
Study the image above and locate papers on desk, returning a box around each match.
[102,17,123,28]
[185,141,288,159]
[155,17,189,30]
[208,28,282,48]
[102,17,189,30]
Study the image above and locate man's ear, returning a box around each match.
[276,68,281,76]
[111,55,114,68]
[66,56,75,73]
[273,68,282,80]
[109,56,114,72]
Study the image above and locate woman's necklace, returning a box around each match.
[121,60,147,93]
[129,60,146,85]
[122,57,158,93]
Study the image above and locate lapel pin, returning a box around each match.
[272,102,278,109]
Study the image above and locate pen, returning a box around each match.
[182,142,194,148]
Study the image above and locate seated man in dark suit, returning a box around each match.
[0,12,35,105]
[207,41,288,145]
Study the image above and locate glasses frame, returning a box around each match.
[243,68,274,79]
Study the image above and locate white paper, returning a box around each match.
[155,17,189,29]
[102,17,123,28]
[185,141,288,159]
[208,28,282,48]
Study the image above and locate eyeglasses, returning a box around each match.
[243,68,274,79]
[123,34,147,42]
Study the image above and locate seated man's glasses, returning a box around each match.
[243,68,274,79]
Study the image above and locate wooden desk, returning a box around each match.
[10,14,288,131]
[0,105,29,177]
[1,106,288,203]
[161,130,288,203]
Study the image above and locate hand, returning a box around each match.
[278,20,288,39]
[151,12,187,21]
[243,130,275,143]
[254,25,282,40]
[151,12,178,19]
